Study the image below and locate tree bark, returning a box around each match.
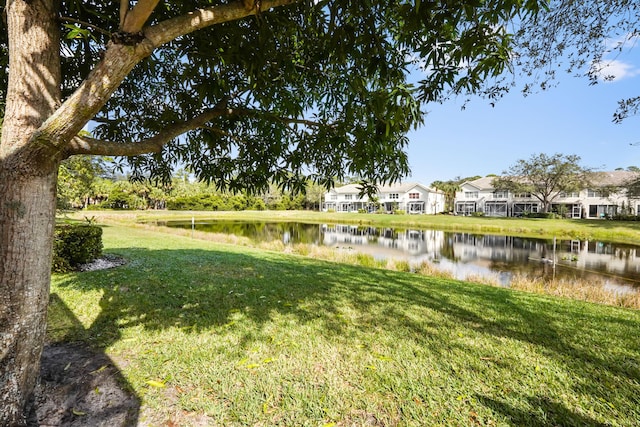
[0,165,58,426]
[0,0,61,425]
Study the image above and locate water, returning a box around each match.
[160,219,640,293]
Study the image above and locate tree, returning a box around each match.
[57,156,107,209]
[432,176,481,212]
[492,153,593,213]
[0,0,546,423]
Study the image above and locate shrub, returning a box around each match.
[471,211,485,217]
[612,214,640,221]
[393,209,406,215]
[52,224,103,272]
[525,212,561,219]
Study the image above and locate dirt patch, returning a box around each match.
[31,255,138,426]
[30,343,140,427]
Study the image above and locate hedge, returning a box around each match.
[52,224,103,273]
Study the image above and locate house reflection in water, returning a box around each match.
[320,225,640,291]
[164,219,640,292]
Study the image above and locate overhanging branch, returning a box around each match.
[66,107,229,156]
[144,0,297,48]
[223,108,333,128]
[66,106,333,157]
[42,0,300,152]
[122,0,161,33]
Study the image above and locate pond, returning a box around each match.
[158,219,640,293]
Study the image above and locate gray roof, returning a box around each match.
[461,176,497,191]
[591,170,639,186]
[463,171,640,190]
[331,182,441,194]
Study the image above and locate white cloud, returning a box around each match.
[590,59,640,82]
[591,32,640,82]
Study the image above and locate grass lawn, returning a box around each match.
[49,223,640,426]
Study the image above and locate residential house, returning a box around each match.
[323,182,445,214]
[454,171,639,218]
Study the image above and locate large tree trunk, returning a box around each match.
[0,165,58,426]
[0,0,61,424]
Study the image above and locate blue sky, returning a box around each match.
[405,45,640,186]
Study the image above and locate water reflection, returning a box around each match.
[162,220,640,292]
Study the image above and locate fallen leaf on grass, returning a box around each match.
[374,354,393,361]
[146,379,166,388]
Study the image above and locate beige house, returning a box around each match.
[323,182,445,214]
[454,171,640,218]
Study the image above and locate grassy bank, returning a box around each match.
[49,224,640,426]
[76,209,640,245]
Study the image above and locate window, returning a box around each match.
[558,191,579,198]
[464,191,478,199]
[344,194,353,200]
[587,189,601,198]
[389,193,399,199]
[408,192,420,199]
[330,195,337,200]
[493,191,508,199]
[514,193,531,198]
[589,205,617,218]
[513,203,539,216]
[455,202,476,215]
[484,201,508,217]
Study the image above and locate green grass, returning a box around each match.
[74,209,640,245]
[49,223,640,426]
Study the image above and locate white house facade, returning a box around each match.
[454,171,639,219]
[323,182,445,214]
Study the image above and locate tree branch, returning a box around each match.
[144,0,297,48]
[38,0,299,151]
[223,107,332,128]
[122,0,160,33]
[67,104,331,157]
[120,0,129,28]
[66,107,229,156]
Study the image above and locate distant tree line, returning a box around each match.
[57,157,326,211]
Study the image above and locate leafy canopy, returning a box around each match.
[1,0,544,192]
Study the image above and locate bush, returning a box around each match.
[523,212,561,219]
[52,224,103,272]
[612,214,640,221]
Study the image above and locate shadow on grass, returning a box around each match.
[476,395,609,427]
[41,293,140,426]
[52,245,640,424]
